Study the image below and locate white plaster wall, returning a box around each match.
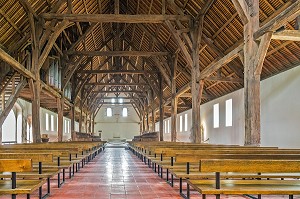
[94,105,139,141]
[157,66,300,148]
[261,66,300,148]
[2,110,16,142]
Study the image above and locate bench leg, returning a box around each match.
[63,169,66,182]
[39,186,42,199]
[166,169,169,181]
[171,174,174,187]
[187,183,190,199]
[69,167,72,179]
[58,172,60,188]
[202,194,206,199]
[258,195,261,199]
[73,164,75,176]
[179,178,183,194]
[12,194,16,199]
[289,195,294,199]
[215,194,220,199]
[47,177,50,194]
[27,194,30,199]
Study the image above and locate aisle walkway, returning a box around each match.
[49,148,183,199]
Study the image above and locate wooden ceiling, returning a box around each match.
[0,0,299,119]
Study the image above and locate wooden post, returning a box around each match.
[31,80,41,143]
[190,18,204,143]
[70,105,76,140]
[159,74,164,141]
[57,97,64,142]
[242,1,272,146]
[0,126,2,144]
[171,53,178,142]
[79,90,83,133]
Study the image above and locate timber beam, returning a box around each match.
[79,70,158,74]
[254,0,300,39]
[0,48,35,80]
[66,50,169,57]
[272,30,300,41]
[41,13,192,23]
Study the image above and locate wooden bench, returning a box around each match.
[0,152,57,197]
[0,159,46,199]
[187,159,300,199]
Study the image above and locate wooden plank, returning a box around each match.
[0,48,35,80]
[0,159,32,172]
[254,0,300,39]
[272,30,300,41]
[41,13,192,23]
[67,50,169,56]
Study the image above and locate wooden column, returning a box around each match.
[57,97,64,142]
[79,90,83,133]
[159,74,164,141]
[70,105,76,141]
[171,53,178,142]
[190,18,204,143]
[242,2,272,146]
[0,126,2,144]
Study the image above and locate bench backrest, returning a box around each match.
[0,159,32,172]
[0,153,53,162]
[175,154,300,163]
[200,159,300,173]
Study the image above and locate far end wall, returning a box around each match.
[94,105,139,141]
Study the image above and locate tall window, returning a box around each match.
[179,115,183,132]
[122,108,128,117]
[45,113,49,131]
[213,103,219,128]
[67,120,70,134]
[226,99,233,127]
[64,119,67,133]
[164,121,167,133]
[107,108,112,117]
[184,114,188,131]
[167,120,170,133]
[119,98,123,103]
[50,115,54,131]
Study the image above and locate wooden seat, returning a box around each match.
[186,159,300,199]
[0,159,46,199]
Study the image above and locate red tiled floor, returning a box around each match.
[2,148,300,199]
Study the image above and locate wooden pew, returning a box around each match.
[187,159,300,199]
[0,159,46,199]
[0,153,58,196]
[173,153,300,198]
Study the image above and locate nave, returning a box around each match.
[3,146,300,199]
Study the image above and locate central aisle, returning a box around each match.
[50,148,183,199]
